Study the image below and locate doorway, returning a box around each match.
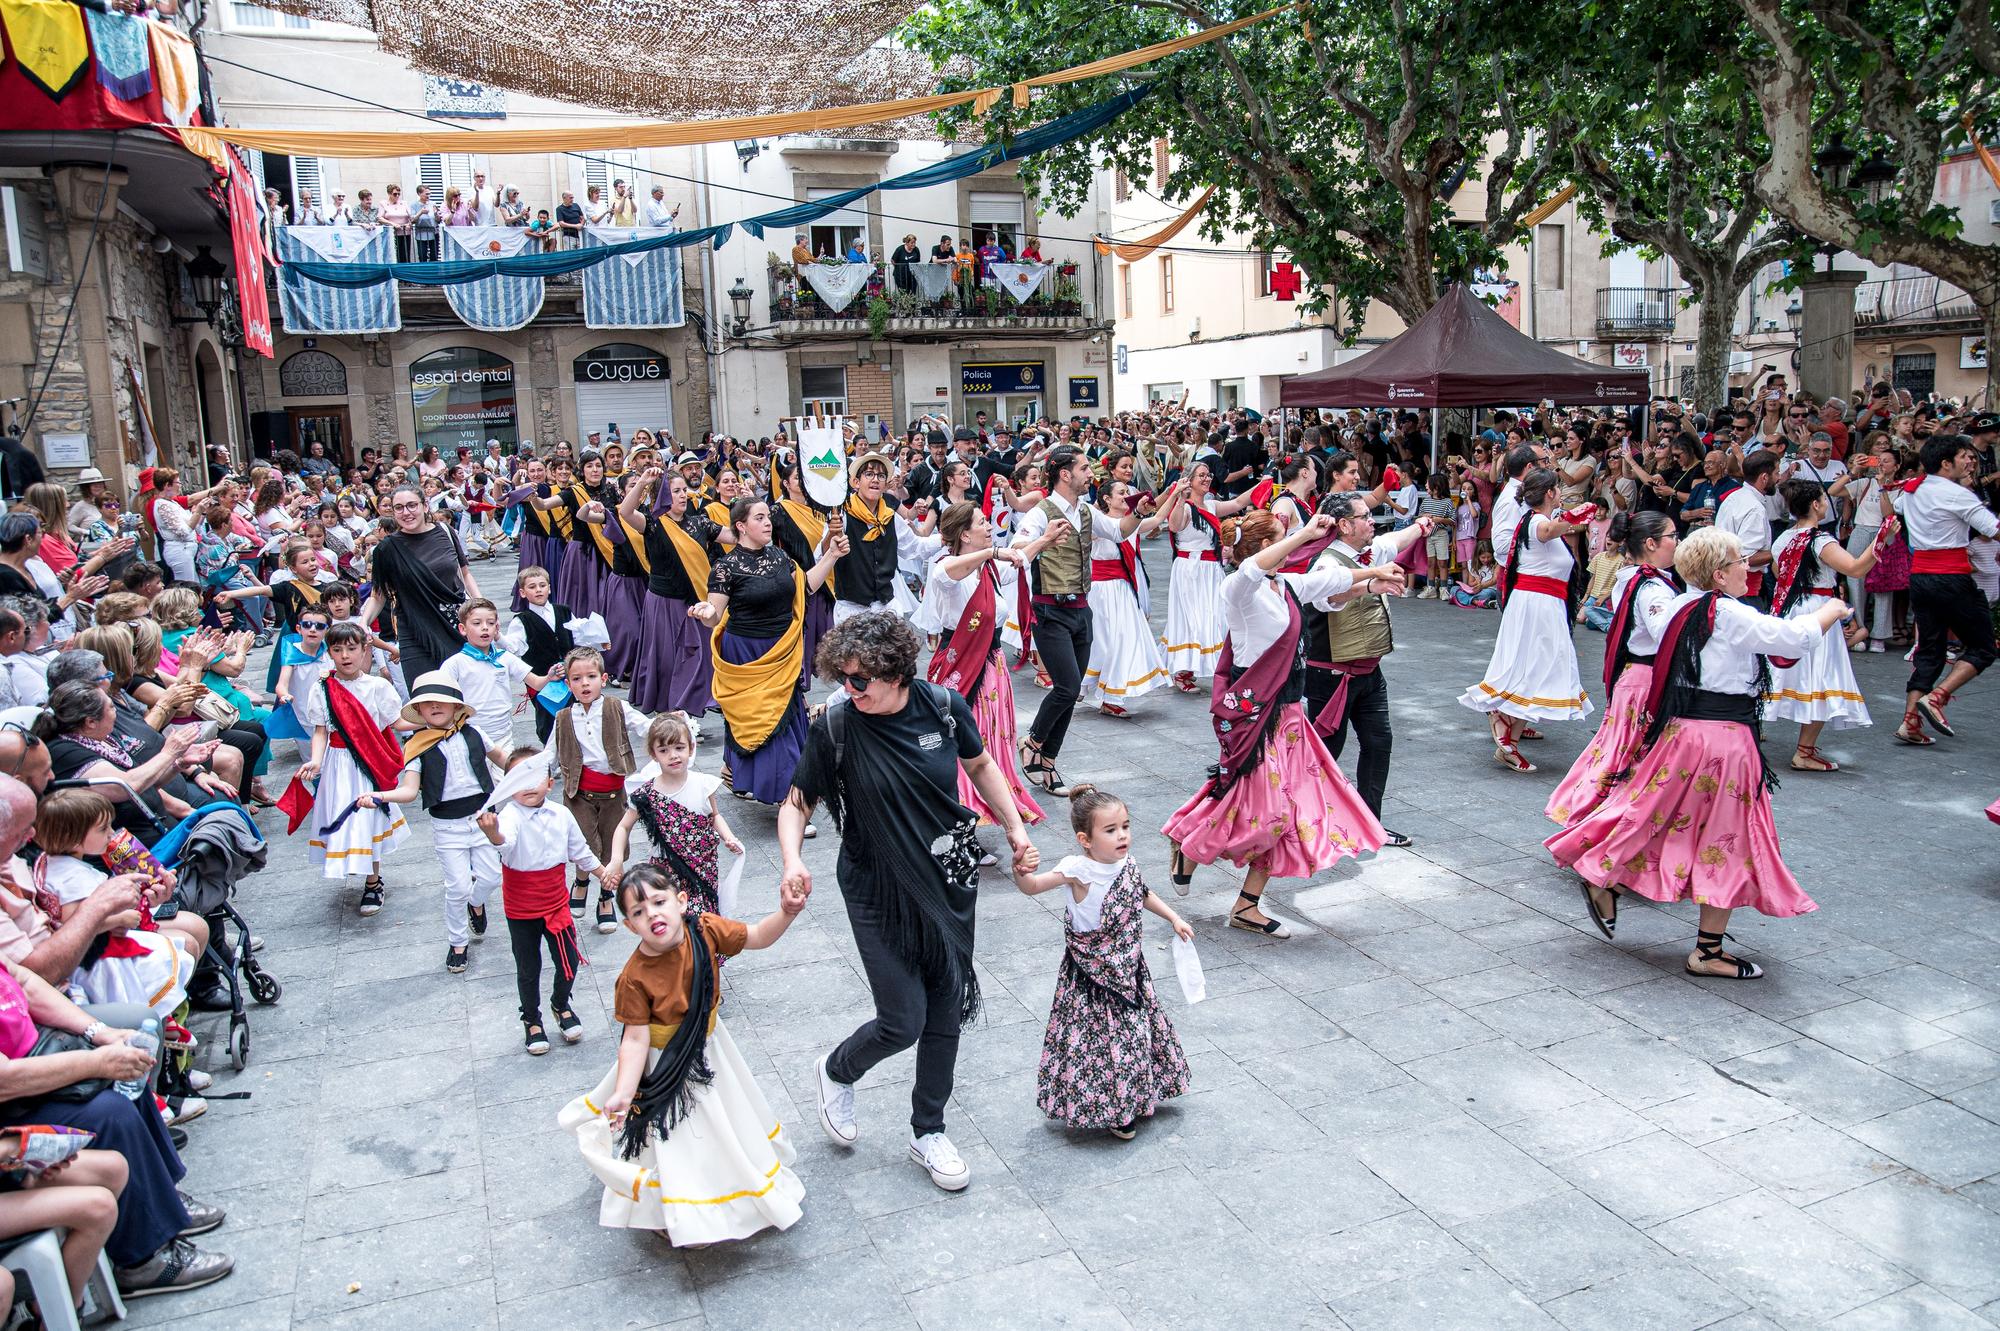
[969,394,1041,430]
[287,406,350,466]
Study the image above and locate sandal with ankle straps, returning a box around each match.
[1686,930,1762,980]
[1790,745,1839,772]
[1019,740,1071,796]
[1494,740,1536,773]
[1227,892,1290,939]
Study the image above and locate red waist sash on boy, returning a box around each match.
[1911,546,1971,574]
[501,864,586,978]
[576,766,624,794]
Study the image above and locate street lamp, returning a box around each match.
[1814,134,1857,192]
[172,246,227,326]
[1853,150,1896,206]
[727,277,754,336]
[1784,298,1802,334]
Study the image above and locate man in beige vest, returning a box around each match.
[1306,493,1437,848]
[1011,446,1094,794]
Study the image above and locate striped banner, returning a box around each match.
[441,227,545,332]
[581,226,685,329]
[276,227,401,335]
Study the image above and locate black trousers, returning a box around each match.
[1908,571,1998,694]
[1324,666,1392,818]
[507,916,575,1025]
[398,632,456,685]
[827,884,961,1136]
[218,720,266,799]
[1028,603,1092,758]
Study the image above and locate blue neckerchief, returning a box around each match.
[460,643,505,666]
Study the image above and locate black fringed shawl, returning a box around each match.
[616,919,716,1160]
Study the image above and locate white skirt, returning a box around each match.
[1765,594,1870,728]
[1164,555,1225,678]
[1458,588,1592,721]
[307,748,410,879]
[74,930,188,1020]
[558,1018,803,1245]
[1082,576,1169,702]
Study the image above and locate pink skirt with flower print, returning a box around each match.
[958,654,1044,826]
[1544,718,1816,918]
[1163,702,1385,880]
[1545,664,1653,828]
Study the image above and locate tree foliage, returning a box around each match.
[898,0,1572,329]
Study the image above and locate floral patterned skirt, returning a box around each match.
[1544,718,1816,918]
[1162,703,1385,880]
[957,656,1044,826]
[1545,663,1652,827]
[1035,954,1190,1130]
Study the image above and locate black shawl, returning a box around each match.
[617,918,716,1159]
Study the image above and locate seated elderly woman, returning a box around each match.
[31,679,210,846]
[0,952,233,1297]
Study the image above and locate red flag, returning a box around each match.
[276,774,314,834]
[224,148,273,357]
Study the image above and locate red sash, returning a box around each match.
[1743,571,1764,596]
[1601,567,1674,697]
[1911,547,1971,574]
[501,863,586,979]
[323,677,402,789]
[1175,548,1218,561]
[1090,538,1139,590]
[577,766,624,794]
[928,563,1003,698]
[1511,574,1570,601]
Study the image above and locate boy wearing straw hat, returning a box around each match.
[396,671,507,974]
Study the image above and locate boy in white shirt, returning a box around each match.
[439,598,552,756]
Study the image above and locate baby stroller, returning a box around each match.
[49,778,278,1071]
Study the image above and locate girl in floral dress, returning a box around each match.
[1014,786,1192,1140]
[605,713,743,929]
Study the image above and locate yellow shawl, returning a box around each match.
[658,513,711,597]
[710,566,803,753]
[570,484,617,565]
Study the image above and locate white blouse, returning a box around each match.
[1663,590,1824,696]
[1054,852,1128,933]
[1168,500,1218,554]
[924,559,1023,650]
[1220,561,1354,663]
[1612,566,1677,655]
[1513,518,1577,578]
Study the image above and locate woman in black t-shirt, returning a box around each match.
[690,499,843,804]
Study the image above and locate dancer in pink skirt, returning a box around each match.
[1545,511,1679,827]
[1162,510,1402,938]
[1545,527,1851,979]
[924,502,1044,830]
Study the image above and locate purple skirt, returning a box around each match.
[631,591,714,715]
[601,573,646,679]
[802,592,833,687]
[513,530,561,610]
[717,629,806,804]
[555,542,604,618]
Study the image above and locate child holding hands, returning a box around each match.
[1013,785,1191,1140]
[605,712,740,937]
[557,863,806,1246]
[297,623,410,914]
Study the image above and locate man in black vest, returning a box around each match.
[830,453,935,624]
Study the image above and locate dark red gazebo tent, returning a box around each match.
[1279,284,1652,409]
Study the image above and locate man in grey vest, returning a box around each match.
[1306,492,1436,848]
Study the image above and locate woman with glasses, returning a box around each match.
[689,499,844,805]
[1546,527,1850,980]
[192,501,266,640]
[0,513,113,647]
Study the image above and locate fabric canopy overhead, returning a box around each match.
[205,0,1289,146]
[1279,284,1651,408]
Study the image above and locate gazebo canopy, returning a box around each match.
[1280,284,1652,409]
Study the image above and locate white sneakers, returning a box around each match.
[909,1131,970,1191]
[814,1053,972,1192]
[815,1053,858,1147]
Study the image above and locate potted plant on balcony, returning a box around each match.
[866,295,893,340]
[1051,273,1082,317]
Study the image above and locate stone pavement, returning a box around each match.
[134,549,2000,1330]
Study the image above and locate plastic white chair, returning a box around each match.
[0,1229,126,1328]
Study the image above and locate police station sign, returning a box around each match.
[961,361,1046,396]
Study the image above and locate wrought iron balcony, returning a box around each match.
[1595,287,1679,334]
[766,260,1095,339]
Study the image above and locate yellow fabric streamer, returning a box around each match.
[174,1,1294,159]
[711,568,805,753]
[0,0,89,101]
[1096,186,1216,261]
[1517,184,1578,230]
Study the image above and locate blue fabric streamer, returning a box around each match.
[85,8,152,102]
[283,86,1149,289]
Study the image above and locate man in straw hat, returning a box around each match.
[829,450,939,625]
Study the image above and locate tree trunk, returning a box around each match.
[1690,273,1736,414]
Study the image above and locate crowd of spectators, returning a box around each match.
[268,173,681,260]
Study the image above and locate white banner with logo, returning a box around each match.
[443,226,545,332]
[985,261,1052,304]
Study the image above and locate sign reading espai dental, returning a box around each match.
[410,346,518,454]
[961,361,1045,396]
[574,343,670,384]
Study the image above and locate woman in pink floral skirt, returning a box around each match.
[1162,511,1402,938]
[1545,527,1852,979]
[1545,511,1680,827]
[1015,786,1191,1139]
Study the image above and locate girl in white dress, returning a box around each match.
[1082,480,1173,716]
[1764,479,1886,769]
[297,623,411,905]
[1459,468,1594,772]
[1159,461,1250,693]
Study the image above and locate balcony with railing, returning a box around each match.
[1854,275,1978,328]
[767,260,1098,339]
[1595,287,1680,335]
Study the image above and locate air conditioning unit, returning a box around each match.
[1989,199,2000,224]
